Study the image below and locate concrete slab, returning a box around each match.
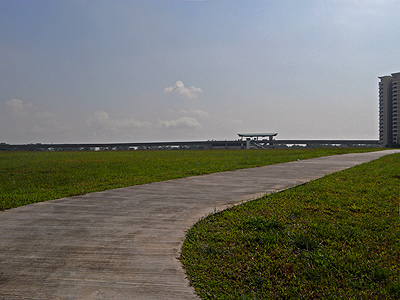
[0,150,399,299]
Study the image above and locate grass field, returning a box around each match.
[181,153,400,299]
[0,148,380,210]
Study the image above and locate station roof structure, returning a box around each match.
[237,133,278,141]
[238,132,278,139]
[238,133,278,138]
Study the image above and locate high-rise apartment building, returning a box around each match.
[379,72,400,147]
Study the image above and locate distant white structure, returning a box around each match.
[237,133,278,149]
[379,72,400,147]
[237,133,278,141]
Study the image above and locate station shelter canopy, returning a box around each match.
[238,133,278,141]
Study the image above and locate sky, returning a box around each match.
[1,0,399,144]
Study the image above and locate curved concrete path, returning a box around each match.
[0,150,399,299]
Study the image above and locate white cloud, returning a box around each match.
[164,81,203,99]
[2,99,58,128]
[0,99,62,143]
[5,98,33,116]
[3,99,57,125]
[180,109,210,118]
[87,111,150,130]
[192,109,209,117]
[159,116,202,129]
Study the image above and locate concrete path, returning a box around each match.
[0,150,399,300]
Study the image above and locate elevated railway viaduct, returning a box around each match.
[0,139,380,151]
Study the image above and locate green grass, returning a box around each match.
[0,148,379,210]
[181,153,400,299]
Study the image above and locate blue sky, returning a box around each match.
[1,0,399,144]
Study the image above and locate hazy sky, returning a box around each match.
[1,0,399,144]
